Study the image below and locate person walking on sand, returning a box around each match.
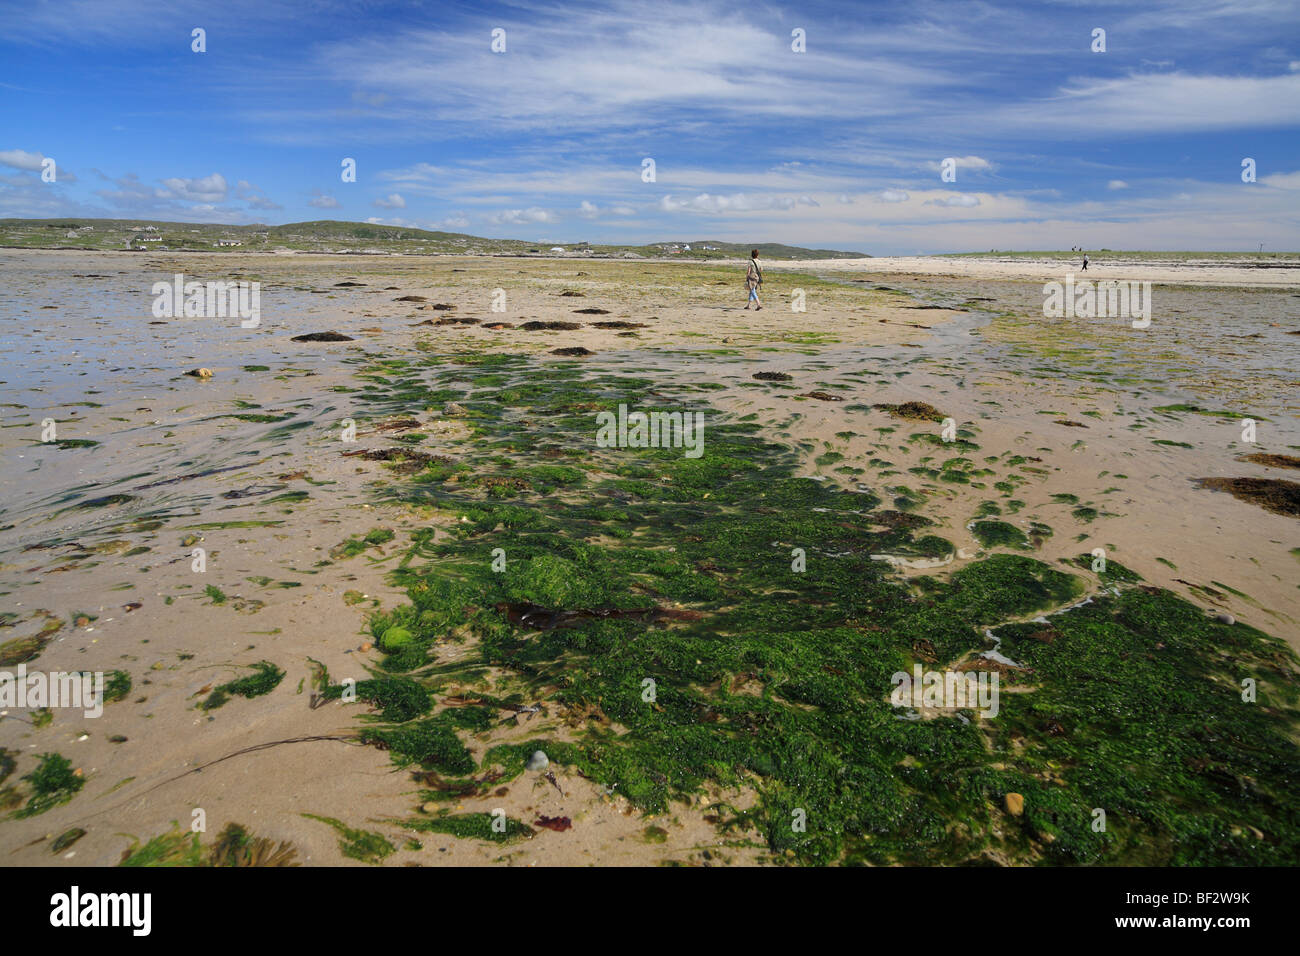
[1081,252,1089,271]
[745,249,763,309]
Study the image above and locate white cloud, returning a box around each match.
[1260,170,1300,189]
[924,193,981,208]
[301,1,956,139]
[576,199,638,219]
[982,71,1300,136]
[235,179,281,210]
[927,156,994,173]
[158,172,228,202]
[0,149,47,171]
[373,192,406,209]
[659,192,821,213]
[366,213,473,231]
[308,190,340,209]
[0,149,76,182]
[96,172,159,205]
[1108,180,1129,190]
[488,207,558,225]
[877,189,910,203]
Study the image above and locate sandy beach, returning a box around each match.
[1,249,1297,867]
[764,252,1300,289]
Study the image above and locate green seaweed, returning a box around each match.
[302,813,396,864]
[201,661,285,710]
[51,827,87,853]
[400,811,533,843]
[360,716,474,774]
[296,350,1300,867]
[120,822,298,866]
[14,752,84,818]
[970,520,1031,550]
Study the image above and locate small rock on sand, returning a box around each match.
[520,320,582,331]
[186,367,213,378]
[525,750,549,771]
[1214,611,1235,625]
[291,331,354,342]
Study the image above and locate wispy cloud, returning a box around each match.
[925,193,981,208]
[158,173,228,203]
[308,189,340,209]
[488,207,559,225]
[0,148,48,171]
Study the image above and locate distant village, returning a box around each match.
[123,225,254,250]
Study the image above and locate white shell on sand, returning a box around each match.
[525,750,549,771]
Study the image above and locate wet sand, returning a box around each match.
[1,249,1296,866]
[762,252,1300,289]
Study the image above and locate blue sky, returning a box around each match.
[1,0,1297,253]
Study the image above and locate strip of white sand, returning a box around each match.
[756,253,1300,289]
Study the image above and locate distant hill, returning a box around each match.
[0,218,869,260]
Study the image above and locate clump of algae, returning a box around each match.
[323,352,1300,866]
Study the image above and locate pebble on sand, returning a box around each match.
[525,750,549,771]
[186,367,213,378]
[291,331,355,342]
